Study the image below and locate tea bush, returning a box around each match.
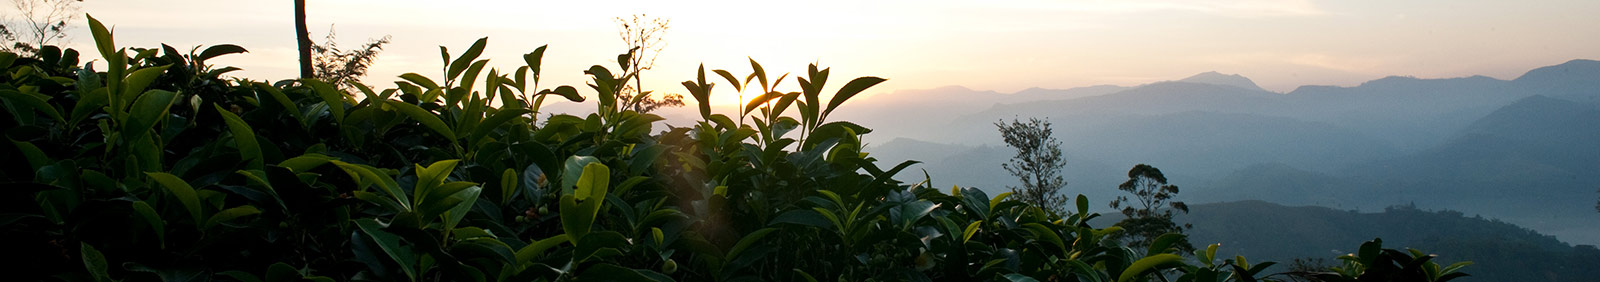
[0,16,1468,282]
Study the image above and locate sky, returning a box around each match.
[27,0,1600,105]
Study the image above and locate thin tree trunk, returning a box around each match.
[295,0,313,79]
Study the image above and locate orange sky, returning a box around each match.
[38,0,1600,106]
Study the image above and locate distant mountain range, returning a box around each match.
[1178,71,1265,92]
[859,59,1600,246]
[1138,200,1600,282]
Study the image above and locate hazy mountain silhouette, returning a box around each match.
[1276,75,1519,150]
[1157,200,1600,282]
[1511,59,1600,103]
[1178,71,1266,92]
[855,59,1600,246]
[1331,95,1600,244]
[1006,85,1131,102]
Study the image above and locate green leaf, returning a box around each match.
[399,73,440,90]
[438,183,481,231]
[578,263,671,282]
[121,65,172,101]
[962,221,982,243]
[688,65,714,118]
[387,100,457,141]
[1003,274,1040,282]
[1358,238,1382,265]
[514,234,570,263]
[131,201,166,246]
[523,45,548,84]
[748,57,768,91]
[81,243,110,282]
[813,208,844,232]
[266,262,302,282]
[146,172,203,225]
[123,90,179,142]
[574,162,610,201]
[1146,233,1187,256]
[1195,243,1219,267]
[87,15,116,64]
[560,155,600,195]
[447,37,488,81]
[499,168,517,205]
[204,205,261,230]
[1076,194,1090,214]
[560,194,591,241]
[469,108,530,146]
[278,153,337,172]
[562,163,610,240]
[742,91,785,117]
[412,159,461,204]
[793,269,819,282]
[896,201,939,230]
[990,192,1013,212]
[69,88,108,125]
[539,85,584,103]
[1117,254,1184,282]
[214,104,263,169]
[959,187,992,219]
[356,219,419,280]
[0,90,64,123]
[196,44,247,61]
[1023,223,1067,252]
[453,60,490,105]
[727,227,778,260]
[254,83,306,128]
[769,209,832,228]
[587,65,617,107]
[9,139,48,172]
[339,162,407,210]
[303,79,348,123]
[713,69,742,93]
[822,76,886,118]
[1441,261,1473,275]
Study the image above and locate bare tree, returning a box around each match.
[312,25,390,92]
[614,14,682,113]
[0,0,82,57]
[996,117,1070,215]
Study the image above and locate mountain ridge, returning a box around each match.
[1177,71,1266,92]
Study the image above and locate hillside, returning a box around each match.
[1512,59,1600,103]
[1178,71,1266,92]
[1334,94,1600,244]
[1174,201,1600,282]
[863,60,1600,246]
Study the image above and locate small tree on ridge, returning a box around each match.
[997,117,1070,215]
[1110,164,1193,251]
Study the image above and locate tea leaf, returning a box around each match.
[214,104,262,169]
[81,243,110,282]
[387,100,457,141]
[146,172,203,225]
[822,76,885,118]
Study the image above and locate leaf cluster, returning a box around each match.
[0,16,1468,282]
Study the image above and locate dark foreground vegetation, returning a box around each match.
[0,16,1469,281]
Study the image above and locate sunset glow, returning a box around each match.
[57,0,1600,108]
